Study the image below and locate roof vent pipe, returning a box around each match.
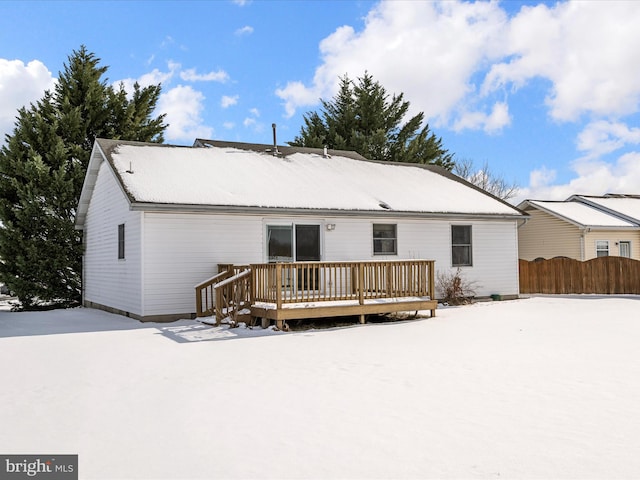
[272,123,279,156]
[323,146,328,158]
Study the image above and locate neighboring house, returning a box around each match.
[517,196,640,261]
[75,138,527,321]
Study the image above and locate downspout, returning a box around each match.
[580,227,590,261]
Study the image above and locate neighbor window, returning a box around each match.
[373,224,397,255]
[596,240,609,257]
[619,241,631,258]
[452,225,472,266]
[118,224,125,259]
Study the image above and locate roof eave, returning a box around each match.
[129,202,527,220]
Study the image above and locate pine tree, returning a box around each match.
[290,72,454,169]
[0,46,166,308]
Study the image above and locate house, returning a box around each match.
[75,138,527,322]
[517,195,640,261]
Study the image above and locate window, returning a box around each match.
[619,241,631,258]
[118,224,125,259]
[373,224,397,255]
[266,224,321,263]
[596,240,609,257]
[452,225,472,266]
[267,225,293,263]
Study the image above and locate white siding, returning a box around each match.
[311,216,519,298]
[141,213,521,316]
[83,162,142,315]
[142,212,264,316]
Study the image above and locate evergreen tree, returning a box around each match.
[290,73,454,169]
[0,46,166,308]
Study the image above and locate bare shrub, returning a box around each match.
[436,268,477,305]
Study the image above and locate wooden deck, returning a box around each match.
[196,260,437,328]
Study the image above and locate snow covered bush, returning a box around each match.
[436,268,477,305]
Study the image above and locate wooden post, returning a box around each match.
[195,288,203,317]
[358,263,364,305]
[276,263,282,310]
[429,260,436,317]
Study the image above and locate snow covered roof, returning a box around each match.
[569,195,640,225]
[76,138,524,227]
[518,199,638,228]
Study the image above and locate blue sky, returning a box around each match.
[1,0,639,204]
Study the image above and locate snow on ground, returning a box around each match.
[1,295,640,479]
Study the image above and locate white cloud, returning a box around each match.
[275,80,321,118]
[453,102,511,133]
[484,1,640,121]
[242,107,265,133]
[577,121,640,158]
[115,62,179,94]
[0,59,55,140]
[180,68,229,83]
[233,0,249,6]
[223,122,235,129]
[514,151,640,204]
[157,85,213,142]
[235,26,254,36]
[276,1,640,130]
[276,1,508,123]
[221,95,239,108]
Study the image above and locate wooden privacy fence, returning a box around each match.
[519,257,640,294]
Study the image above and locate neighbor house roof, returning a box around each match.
[568,194,640,225]
[76,138,525,228]
[517,199,638,229]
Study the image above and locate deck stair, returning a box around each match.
[195,264,252,325]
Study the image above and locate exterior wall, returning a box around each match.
[83,162,142,316]
[142,212,522,317]
[583,231,640,260]
[518,208,583,260]
[142,212,265,317]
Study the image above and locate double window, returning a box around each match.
[451,225,472,266]
[373,224,397,255]
[267,224,321,263]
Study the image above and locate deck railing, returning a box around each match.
[195,264,250,318]
[252,260,435,308]
[214,269,252,324]
[197,260,435,324]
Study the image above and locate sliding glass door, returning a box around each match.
[267,224,321,290]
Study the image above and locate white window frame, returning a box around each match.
[451,225,473,267]
[595,240,609,257]
[373,224,397,255]
[265,222,323,263]
[619,241,631,258]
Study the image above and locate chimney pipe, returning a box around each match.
[272,123,279,155]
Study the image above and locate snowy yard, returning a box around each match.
[1,295,640,479]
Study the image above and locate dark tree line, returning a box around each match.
[0,46,167,308]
